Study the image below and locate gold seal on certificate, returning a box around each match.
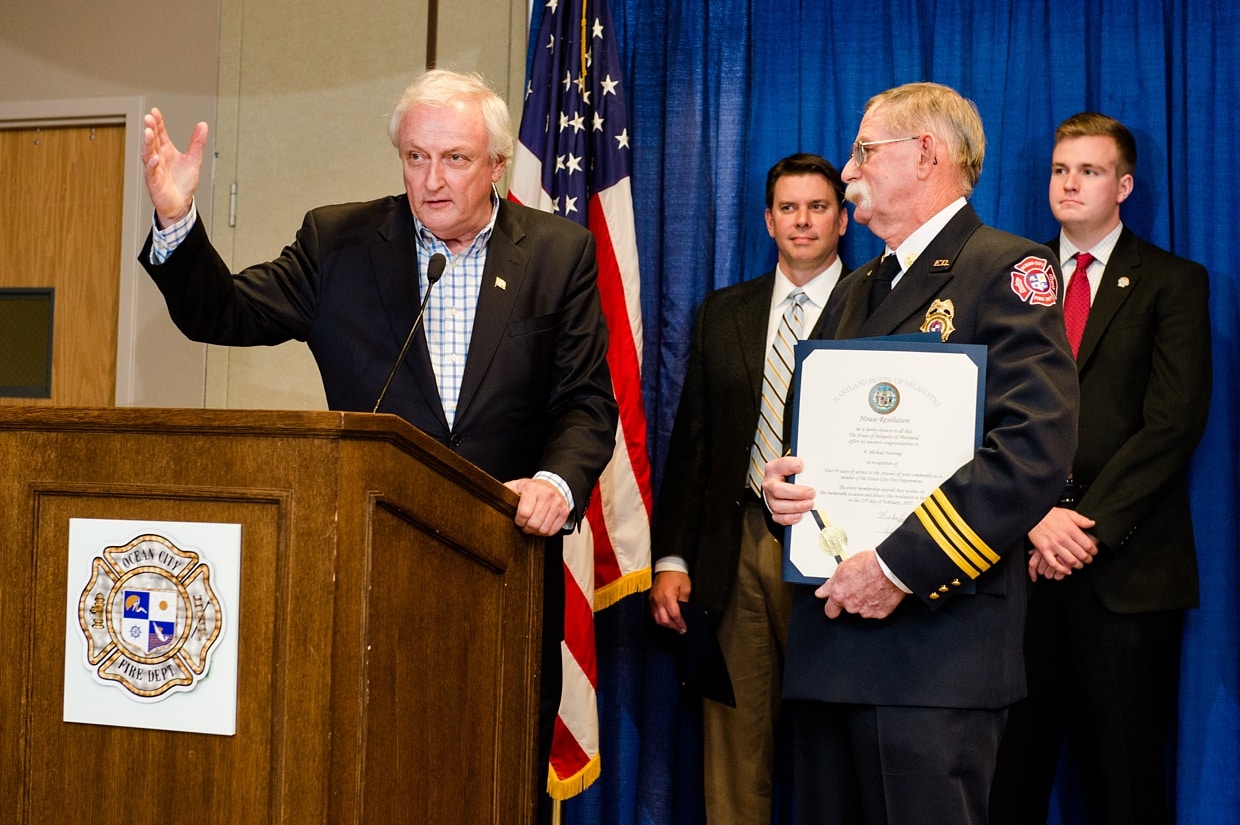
[782,336,986,584]
[811,509,848,563]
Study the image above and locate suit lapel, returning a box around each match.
[455,201,526,421]
[734,274,776,411]
[371,201,420,341]
[370,198,447,425]
[1075,228,1140,367]
[831,263,875,340]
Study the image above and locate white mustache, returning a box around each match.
[845,181,872,211]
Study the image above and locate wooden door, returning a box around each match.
[0,124,125,406]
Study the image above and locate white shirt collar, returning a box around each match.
[1059,221,1124,269]
[772,257,844,308]
[887,197,969,279]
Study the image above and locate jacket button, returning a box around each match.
[449,433,464,448]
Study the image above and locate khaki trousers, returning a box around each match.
[703,500,794,825]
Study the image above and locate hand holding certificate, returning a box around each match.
[781,336,986,584]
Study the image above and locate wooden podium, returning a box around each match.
[0,406,544,824]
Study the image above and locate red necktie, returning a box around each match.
[1063,251,1094,358]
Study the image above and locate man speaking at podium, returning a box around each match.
[137,68,618,798]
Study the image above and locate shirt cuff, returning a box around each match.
[533,470,575,514]
[149,200,198,264]
[654,555,690,575]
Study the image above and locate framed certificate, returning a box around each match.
[783,335,986,584]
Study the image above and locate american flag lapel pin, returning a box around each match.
[495,277,507,290]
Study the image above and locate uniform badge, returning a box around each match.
[76,534,224,701]
[920,298,956,341]
[1009,256,1058,306]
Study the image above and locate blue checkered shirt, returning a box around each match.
[147,202,198,264]
[412,209,495,429]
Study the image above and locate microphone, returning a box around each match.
[372,252,448,414]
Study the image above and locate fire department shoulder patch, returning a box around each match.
[1009,256,1058,306]
[77,534,224,702]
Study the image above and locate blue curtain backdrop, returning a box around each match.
[553,2,1239,823]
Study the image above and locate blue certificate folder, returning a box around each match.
[782,333,987,585]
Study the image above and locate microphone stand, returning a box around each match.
[372,252,448,414]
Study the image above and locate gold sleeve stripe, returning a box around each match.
[930,489,999,564]
[911,488,998,578]
[913,506,981,579]
[922,496,987,573]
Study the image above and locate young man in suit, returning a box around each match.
[649,153,848,825]
[763,83,1079,825]
[138,69,618,811]
[990,112,1212,825]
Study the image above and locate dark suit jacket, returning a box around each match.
[784,204,1079,709]
[1051,227,1211,613]
[653,271,794,621]
[141,195,617,788]
[140,195,618,515]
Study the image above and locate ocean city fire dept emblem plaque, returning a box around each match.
[76,534,224,701]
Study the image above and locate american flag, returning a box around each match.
[509,0,653,800]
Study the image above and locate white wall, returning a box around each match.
[1,0,528,411]
[2,0,223,407]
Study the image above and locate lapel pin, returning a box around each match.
[1117,277,1130,288]
[933,259,950,267]
[495,277,507,290]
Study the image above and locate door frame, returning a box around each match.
[0,96,148,407]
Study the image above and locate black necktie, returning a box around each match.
[867,253,900,317]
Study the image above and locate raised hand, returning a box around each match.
[141,107,209,227]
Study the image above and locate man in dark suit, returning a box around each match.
[763,83,1079,825]
[137,69,618,808]
[990,112,1212,825]
[649,153,848,825]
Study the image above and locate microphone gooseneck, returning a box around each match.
[372,252,448,414]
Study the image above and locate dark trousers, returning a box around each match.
[991,573,1183,825]
[792,701,1006,825]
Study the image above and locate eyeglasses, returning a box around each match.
[851,136,919,166]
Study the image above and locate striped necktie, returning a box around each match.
[749,288,809,493]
